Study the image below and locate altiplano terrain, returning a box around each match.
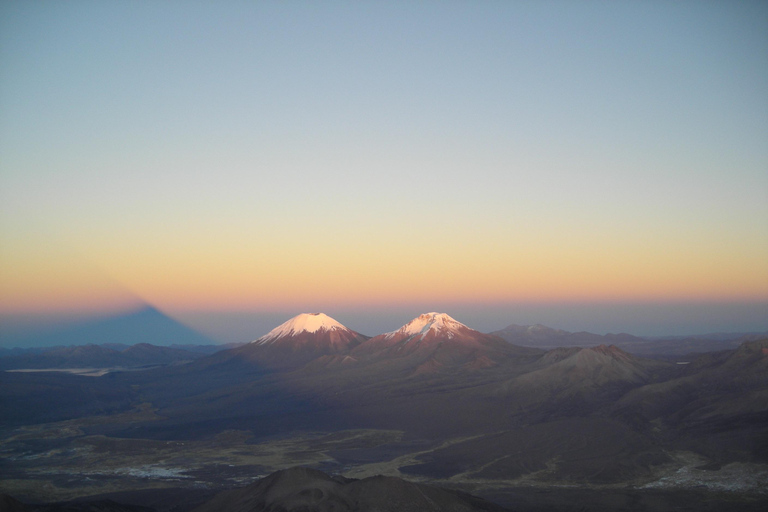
[2,313,767,511]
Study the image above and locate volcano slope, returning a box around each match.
[92,316,768,481]
[2,313,767,508]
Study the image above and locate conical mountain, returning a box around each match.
[221,313,368,370]
[534,344,660,386]
[360,312,487,348]
[386,312,478,342]
[253,312,361,349]
[497,345,670,406]
[353,313,538,371]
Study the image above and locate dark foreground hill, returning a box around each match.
[1,468,509,512]
[0,493,154,512]
[191,467,508,512]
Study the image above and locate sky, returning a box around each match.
[1,1,767,345]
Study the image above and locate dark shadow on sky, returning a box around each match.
[0,306,217,348]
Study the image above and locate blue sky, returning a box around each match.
[1,1,767,345]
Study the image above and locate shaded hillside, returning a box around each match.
[114,332,765,488]
[401,416,670,484]
[0,494,33,512]
[191,467,509,512]
[613,338,768,464]
[0,494,155,512]
[0,370,136,425]
[619,333,766,357]
[496,345,674,408]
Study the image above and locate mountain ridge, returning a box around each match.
[191,466,509,512]
[0,342,210,370]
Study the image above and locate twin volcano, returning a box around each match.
[257,312,486,349]
[242,312,538,372]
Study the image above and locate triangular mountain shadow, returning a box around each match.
[17,306,217,347]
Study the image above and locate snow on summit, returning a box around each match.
[386,312,469,340]
[254,313,347,344]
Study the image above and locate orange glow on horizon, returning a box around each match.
[2,212,766,316]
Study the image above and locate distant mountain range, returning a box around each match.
[2,311,764,370]
[2,311,767,509]
[3,306,764,358]
[490,323,768,356]
[490,323,642,347]
[0,342,212,371]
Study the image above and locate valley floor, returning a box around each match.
[2,408,766,511]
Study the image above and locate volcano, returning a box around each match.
[360,312,492,348]
[232,313,369,369]
[351,312,537,371]
[253,312,363,348]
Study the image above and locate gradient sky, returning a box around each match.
[1,1,767,343]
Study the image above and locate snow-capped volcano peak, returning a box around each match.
[386,312,469,340]
[254,313,347,344]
